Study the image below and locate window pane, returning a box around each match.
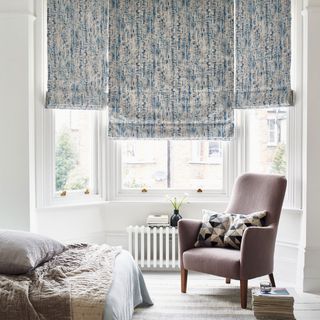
[246,108,287,175]
[121,140,224,190]
[55,110,94,193]
[122,140,168,189]
[170,141,223,189]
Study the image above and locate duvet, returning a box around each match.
[0,244,151,320]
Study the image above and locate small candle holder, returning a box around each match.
[260,281,272,293]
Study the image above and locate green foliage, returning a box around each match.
[65,167,89,190]
[55,130,77,191]
[271,143,287,175]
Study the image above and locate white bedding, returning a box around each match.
[104,250,153,320]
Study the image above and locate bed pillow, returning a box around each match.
[224,211,267,249]
[0,229,66,275]
[195,210,235,248]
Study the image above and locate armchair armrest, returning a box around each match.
[178,219,202,268]
[240,226,277,280]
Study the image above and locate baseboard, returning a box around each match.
[274,241,299,286]
[298,245,320,293]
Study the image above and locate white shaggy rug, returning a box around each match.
[133,272,255,320]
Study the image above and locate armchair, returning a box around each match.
[178,173,287,309]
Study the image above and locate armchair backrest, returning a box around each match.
[225,173,287,228]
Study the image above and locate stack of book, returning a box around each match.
[252,287,295,319]
[146,214,169,227]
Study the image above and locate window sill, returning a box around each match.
[36,198,303,216]
[38,193,107,209]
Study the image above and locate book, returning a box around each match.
[252,287,295,320]
[146,214,169,225]
[254,288,291,297]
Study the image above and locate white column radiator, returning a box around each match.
[126,225,180,270]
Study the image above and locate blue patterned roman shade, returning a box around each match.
[46,0,108,110]
[108,0,235,140]
[234,0,292,108]
[46,0,292,139]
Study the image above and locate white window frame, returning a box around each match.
[52,110,103,203]
[37,110,106,208]
[35,0,302,209]
[106,137,238,202]
[34,0,106,208]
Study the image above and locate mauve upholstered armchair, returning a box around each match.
[178,173,287,309]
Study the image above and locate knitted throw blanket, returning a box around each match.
[0,244,121,320]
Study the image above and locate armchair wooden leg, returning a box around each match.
[269,273,276,287]
[240,280,248,309]
[181,268,188,293]
[226,278,231,284]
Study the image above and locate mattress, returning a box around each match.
[104,250,153,320]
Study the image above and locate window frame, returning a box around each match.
[53,110,103,203]
[107,139,231,202]
[35,0,106,208]
[38,109,105,207]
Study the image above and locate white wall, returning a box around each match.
[35,202,302,286]
[0,0,35,231]
[299,0,320,293]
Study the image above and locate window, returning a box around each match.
[246,108,288,175]
[123,141,157,164]
[266,109,287,146]
[191,141,223,164]
[121,140,225,191]
[267,119,277,145]
[35,0,301,208]
[42,109,102,204]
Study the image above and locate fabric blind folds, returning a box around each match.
[46,0,292,139]
[235,0,292,108]
[46,0,108,110]
[108,0,235,139]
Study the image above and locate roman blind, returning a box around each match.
[234,0,292,108]
[46,0,108,110]
[108,0,235,139]
[47,0,292,139]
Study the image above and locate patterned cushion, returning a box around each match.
[224,211,267,249]
[195,210,235,248]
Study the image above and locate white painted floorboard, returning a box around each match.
[141,271,320,320]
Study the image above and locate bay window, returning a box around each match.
[35,0,301,209]
[39,106,299,208]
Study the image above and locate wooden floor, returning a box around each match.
[140,271,320,320]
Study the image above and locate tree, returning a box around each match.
[271,143,287,175]
[65,166,89,190]
[55,130,77,191]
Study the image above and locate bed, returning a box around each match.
[104,249,153,320]
[0,231,152,320]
